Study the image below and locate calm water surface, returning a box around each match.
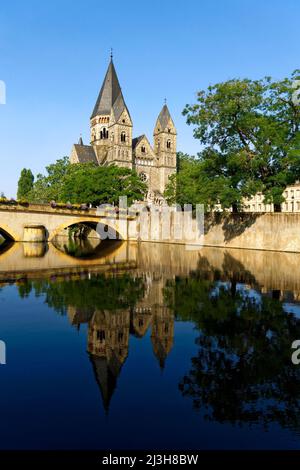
[0,238,300,449]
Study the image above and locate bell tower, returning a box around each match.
[90,56,133,168]
[153,103,177,194]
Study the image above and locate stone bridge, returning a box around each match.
[0,203,132,242]
[0,202,205,246]
[4,204,300,253]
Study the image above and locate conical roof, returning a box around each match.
[91,60,129,122]
[156,104,172,130]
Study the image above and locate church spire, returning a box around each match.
[91,58,129,122]
[155,103,173,131]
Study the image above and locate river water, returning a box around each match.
[0,237,300,449]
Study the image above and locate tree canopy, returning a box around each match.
[27,157,147,206]
[166,71,300,211]
[17,168,34,200]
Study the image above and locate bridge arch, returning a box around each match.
[48,217,126,242]
[0,224,19,242]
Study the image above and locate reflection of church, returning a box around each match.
[67,274,174,412]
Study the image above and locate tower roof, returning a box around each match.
[89,352,123,413]
[156,104,173,131]
[91,59,129,122]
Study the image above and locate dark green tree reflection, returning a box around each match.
[165,272,300,429]
[17,274,145,314]
[15,273,165,412]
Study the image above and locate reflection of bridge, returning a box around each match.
[0,203,131,242]
[0,240,137,280]
[2,238,300,296]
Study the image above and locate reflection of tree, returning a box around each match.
[58,237,99,258]
[165,273,300,429]
[17,274,145,314]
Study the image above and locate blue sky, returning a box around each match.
[0,0,299,196]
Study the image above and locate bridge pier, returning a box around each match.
[23,243,47,257]
[23,225,46,243]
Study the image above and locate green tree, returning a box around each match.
[17,168,34,200]
[180,71,300,211]
[28,157,71,203]
[60,164,146,206]
[164,152,221,209]
[28,157,147,205]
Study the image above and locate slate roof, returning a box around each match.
[73,144,98,164]
[89,352,123,413]
[157,104,172,130]
[91,59,130,122]
[132,134,146,150]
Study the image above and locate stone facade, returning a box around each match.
[243,182,300,212]
[70,59,177,203]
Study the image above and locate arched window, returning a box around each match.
[167,139,171,149]
[97,330,105,342]
[157,139,160,151]
[121,131,126,143]
[141,145,146,153]
[100,128,108,139]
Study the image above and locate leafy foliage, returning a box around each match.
[17,168,34,200]
[27,157,147,205]
[166,71,300,211]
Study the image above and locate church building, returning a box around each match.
[70,57,177,203]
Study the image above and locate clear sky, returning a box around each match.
[0,0,299,196]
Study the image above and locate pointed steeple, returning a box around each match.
[152,339,168,370]
[89,352,123,413]
[156,103,173,131]
[91,59,129,122]
[78,135,83,145]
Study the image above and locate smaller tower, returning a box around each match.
[151,306,174,370]
[153,103,177,194]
